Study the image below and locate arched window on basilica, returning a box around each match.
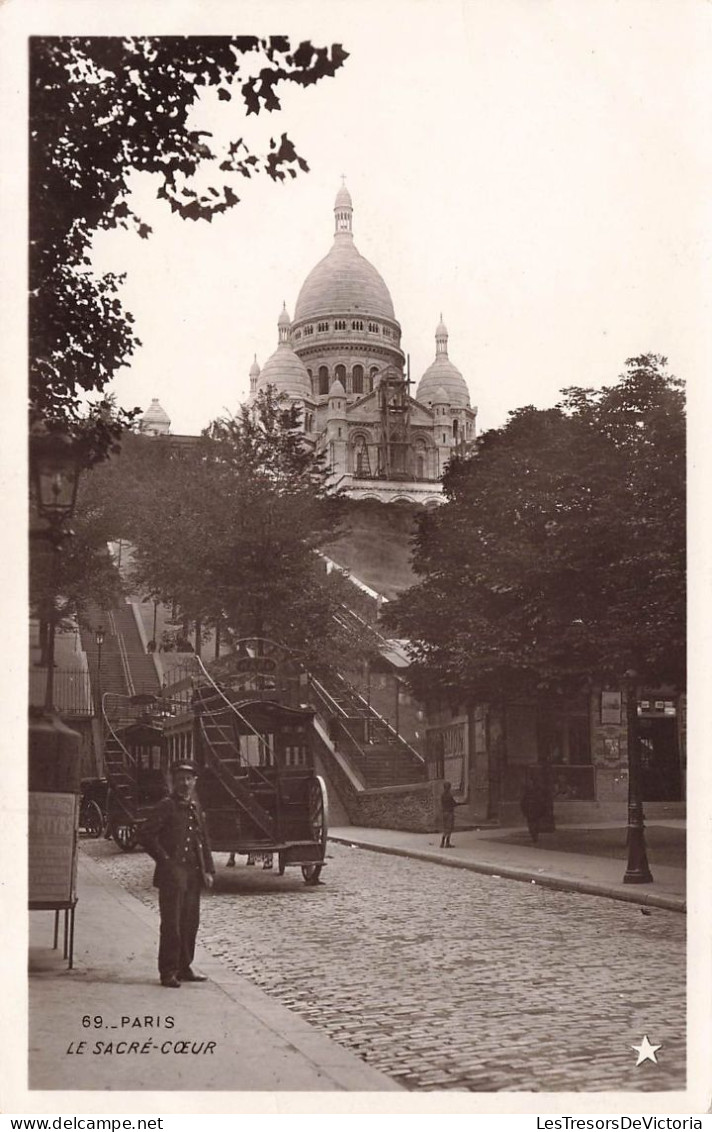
[319,366,330,395]
[414,438,428,480]
[369,366,379,392]
[335,364,346,387]
[352,364,364,395]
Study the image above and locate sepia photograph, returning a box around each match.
[4,0,710,1118]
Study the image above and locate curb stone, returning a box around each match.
[328,835,686,914]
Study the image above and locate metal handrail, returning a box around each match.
[101,694,139,769]
[308,676,370,765]
[99,692,140,823]
[193,655,275,766]
[334,673,426,764]
[106,610,136,698]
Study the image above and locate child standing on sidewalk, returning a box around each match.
[440,781,459,848]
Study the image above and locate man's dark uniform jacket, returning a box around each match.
[139,792,215,982]
[140,793,215,887]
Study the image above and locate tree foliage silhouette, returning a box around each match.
[384,355,685,703]
[30,35,348,452]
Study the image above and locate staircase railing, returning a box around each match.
[193,656,276,766]
[108,610,135,697]
[307,676,371,769]
[332,672,426,765]
[100,692,140,823]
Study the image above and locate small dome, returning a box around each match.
[140,398,171,434]
[416,320,470,408]
[257,346,311,400]
[257,310,311,400]
[329,378,346,397]
[417,359,470,408]
[249,355,260,378]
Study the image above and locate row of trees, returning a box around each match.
[383,354,685,704]
[33,356,684,697]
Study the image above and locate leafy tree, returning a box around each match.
[383,355,685,704]
[30,35,348,444]
[121,387,374,668]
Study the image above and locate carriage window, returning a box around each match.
[285,745,307,766]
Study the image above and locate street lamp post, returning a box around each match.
[95,625,105,717]
[30,428,82,712]
[623,670,654,884]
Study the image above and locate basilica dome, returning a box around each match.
[416,318,470,409]
[293,187,396,323]
[256,306,312,400]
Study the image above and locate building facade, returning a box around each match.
[424,689,686,825]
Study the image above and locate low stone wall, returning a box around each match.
[313,725,440,831]
[353,781,441,832]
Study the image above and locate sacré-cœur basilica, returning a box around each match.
[140,182,477,506]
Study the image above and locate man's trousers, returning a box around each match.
[157,867,202,979]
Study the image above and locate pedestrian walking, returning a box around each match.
[440,781,460,848]
[520,767,552,844]
[139,761,215,988]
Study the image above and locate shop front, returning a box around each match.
[423,687,685,826]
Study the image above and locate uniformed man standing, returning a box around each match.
[139,761,215,988]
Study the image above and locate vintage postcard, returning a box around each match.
[3,0,710,1118]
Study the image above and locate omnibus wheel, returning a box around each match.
[303,776,329,885]
[112,822,138,852]
[81,799,104,839]
[301,863,322,886]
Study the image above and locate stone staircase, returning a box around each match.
[310,671,426,789]
[81,600,161,716]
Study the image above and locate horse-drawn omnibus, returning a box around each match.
[90,641,329,884]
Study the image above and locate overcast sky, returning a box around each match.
[81,0,709,438]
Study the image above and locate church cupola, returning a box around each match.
[334,179,353,238]
[416,316,471,409]
[277,302,292,343]
[256,305,311,400]
[249,355,260,395]
[328,377,347,417]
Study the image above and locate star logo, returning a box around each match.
[632,1035,661,1065]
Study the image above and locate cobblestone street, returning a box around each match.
[82,839,685,1093]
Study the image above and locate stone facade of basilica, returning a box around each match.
[248,184,477,505]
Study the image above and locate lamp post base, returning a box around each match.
[623,802,654,884]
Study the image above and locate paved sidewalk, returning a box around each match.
[329,822,685,913]
[28,854,400,1093]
